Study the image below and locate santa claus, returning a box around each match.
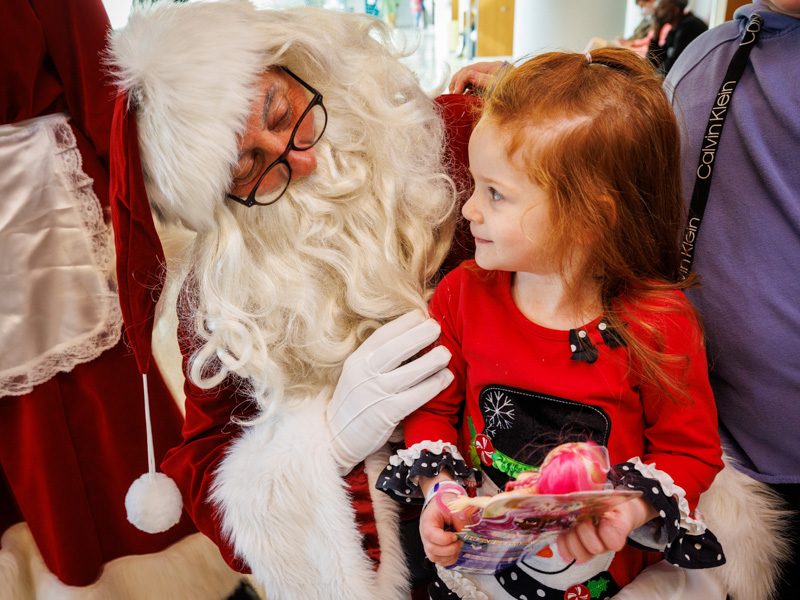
[108,2,467,598]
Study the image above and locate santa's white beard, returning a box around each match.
[178,129,453,416]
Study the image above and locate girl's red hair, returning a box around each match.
[483,49,700,403]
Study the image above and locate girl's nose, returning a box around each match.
[462,192,482,223]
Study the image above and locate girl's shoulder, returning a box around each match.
[619,286,702,348]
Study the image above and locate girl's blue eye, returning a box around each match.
[488,186,503,201]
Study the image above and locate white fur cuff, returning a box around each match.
[210,395,407,599]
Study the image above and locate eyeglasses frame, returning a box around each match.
[226,66,327,208]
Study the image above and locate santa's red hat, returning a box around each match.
[107,0,272,533]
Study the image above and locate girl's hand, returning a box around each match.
[448,61,506,94]
[418,475,470,566]
[556,497,657,563]
[419,495,470,565]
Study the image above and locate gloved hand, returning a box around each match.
[327,310,454,474]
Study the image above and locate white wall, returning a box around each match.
[511,0,719,60]
[693,0,714,22]
[624,0,642,38]
[513,0,629,58]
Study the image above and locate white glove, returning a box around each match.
[327,310,454,474]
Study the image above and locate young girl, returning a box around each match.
[379,48,725,599]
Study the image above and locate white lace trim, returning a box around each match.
[389,440,466,467]
[49,118,116,278]
[0,115,123,398]
[629,457,708,535]
[436,566,489,600]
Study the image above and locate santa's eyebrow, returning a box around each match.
[261,84,278,130]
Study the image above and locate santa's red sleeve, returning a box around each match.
[160,313,253,572]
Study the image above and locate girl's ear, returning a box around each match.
[576,194,617,245]
[597,194,618,229]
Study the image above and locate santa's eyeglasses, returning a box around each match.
[226,67,327,208]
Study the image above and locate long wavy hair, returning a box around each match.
[483,49,700,403]
[164,8,456,415]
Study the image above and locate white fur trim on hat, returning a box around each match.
[108,0,266,233]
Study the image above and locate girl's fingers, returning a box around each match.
[598,515,632,552]
[560,531,579,563]
[423,523,459,546]
[423,540,462,566]
[419,502,464,565]
[574,520,607,556]
[558,526,593,564]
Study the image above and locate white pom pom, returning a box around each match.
[125,472,183,533]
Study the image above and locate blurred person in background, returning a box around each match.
[648,0,708,74]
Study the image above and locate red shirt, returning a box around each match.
[403,263,724,586]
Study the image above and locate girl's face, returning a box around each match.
[463,120,554,274]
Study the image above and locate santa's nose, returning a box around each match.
[285,147,317,180]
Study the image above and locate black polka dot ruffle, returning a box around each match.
[611,462,725,569]
[611,461,682,548]
[376,450,476,504]
[664,528,725,569]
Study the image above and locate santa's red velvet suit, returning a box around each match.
[0,1,242,598]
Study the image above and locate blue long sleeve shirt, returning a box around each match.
[666,2,800,483]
